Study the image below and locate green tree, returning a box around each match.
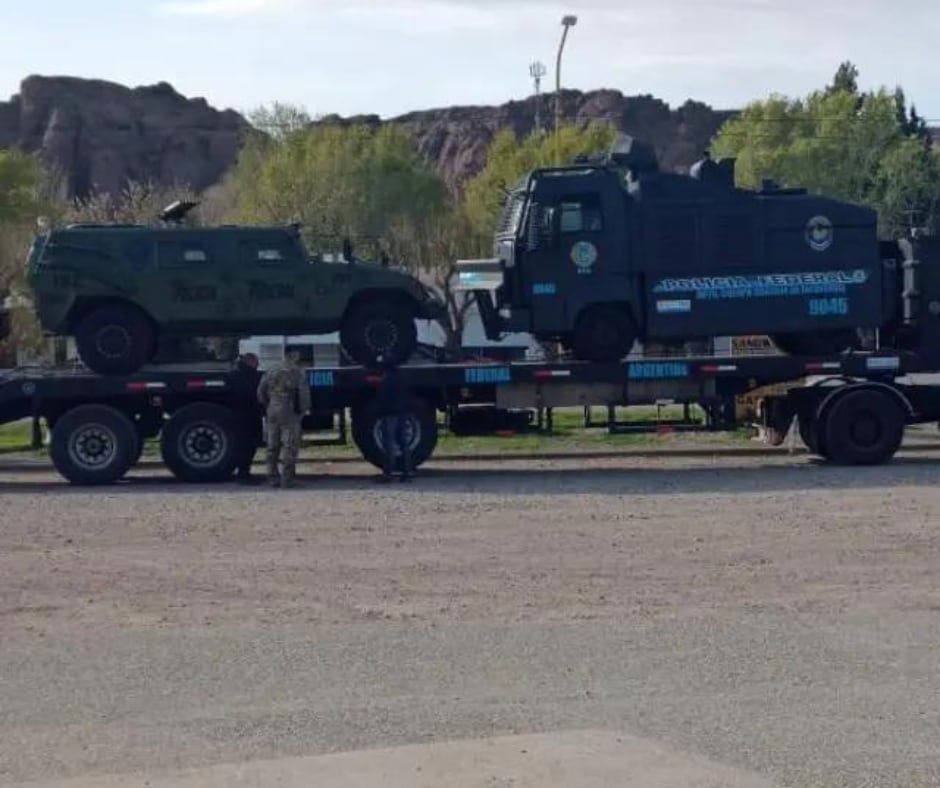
[247,102,312,140]
[828,60,859,95]
[463,123,617,236]
[229,122,446,257]
[0,150,43,358]
[712,64,940,236]
[386,206,486,355]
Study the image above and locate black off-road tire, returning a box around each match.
[572,305,637,363]
[351,396,438,473]
[50,404,137,485]
[75,304,155,374]
[340,298,418,367]
[770,330,860,357]
[821,388,905,466]
[160,403,240,483]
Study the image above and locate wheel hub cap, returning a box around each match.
[365,320,398,353]
[180,423,226,467]
[69,424,117,469]
[96,325,132,359]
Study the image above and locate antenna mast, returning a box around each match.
[529,60,547,134]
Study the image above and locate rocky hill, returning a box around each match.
[0,76,249,197]
[1,76,734,196]
[320,89,735,185]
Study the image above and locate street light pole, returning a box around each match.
[555,14,578,164]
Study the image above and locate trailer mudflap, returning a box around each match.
[758,392,797,446]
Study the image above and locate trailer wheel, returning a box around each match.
[821,389,905,466]
[351,397,438,472]
[572,305,636,362]
[50,405,137,485]
[161,403,239,483]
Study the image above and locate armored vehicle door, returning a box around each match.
[155,233,234,331]
[233,231,333,335]
[520,171,629,334]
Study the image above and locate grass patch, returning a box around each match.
[0,420,36,451]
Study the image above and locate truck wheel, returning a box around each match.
[75,304,155,374]
[50,405,137,485]
[770,330,859,357]
[340,298,418,366]
[160,403,239,483]
[351,397,438,472]
[572,305,637,363]
[821,388,905,466]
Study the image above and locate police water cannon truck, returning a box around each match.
[455,136,893,362]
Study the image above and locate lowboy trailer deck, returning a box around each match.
[2,346,940,485]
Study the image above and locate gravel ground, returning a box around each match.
[1,453,939,787]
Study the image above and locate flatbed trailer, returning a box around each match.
[3,345,940,485]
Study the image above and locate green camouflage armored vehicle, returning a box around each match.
[27,202,445,374]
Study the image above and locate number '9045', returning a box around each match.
[808,297,848,316]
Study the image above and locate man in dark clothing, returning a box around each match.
[374,356,413,482]
[234,352,263,484]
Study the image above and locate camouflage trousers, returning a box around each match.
[266,420,302,486]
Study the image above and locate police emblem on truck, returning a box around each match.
[805,216,834,252]
[571,241,598,274]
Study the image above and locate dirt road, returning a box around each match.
[1,454,939,786]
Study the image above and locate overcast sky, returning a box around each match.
[1,0,938,120]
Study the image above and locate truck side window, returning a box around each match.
[558,194,604,234]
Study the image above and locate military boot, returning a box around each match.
[281,464,297,489]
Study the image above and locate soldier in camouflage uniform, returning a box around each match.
[257,349,311,488]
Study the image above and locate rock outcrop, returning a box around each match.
[386,89,736,185]
[0,76,250,197]
[1,77,733,196]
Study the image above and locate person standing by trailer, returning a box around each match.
[234,352,263,484]
[374,355,413,483]
[257,349,311,488]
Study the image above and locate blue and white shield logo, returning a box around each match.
[805,216,834,252]
[570,241,598,273]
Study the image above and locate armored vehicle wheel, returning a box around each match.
[50,405,137,485]
[340,298,418,366]
[351,396,438,473]
[821,388,905,466]
[770,330,859,357]
[75,304,155,374]
[161,403,240,483]
[572,305,637,363]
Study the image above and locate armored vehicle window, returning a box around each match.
[558,194,604,234]
[157,242,208,268]
[238,240,296,267]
